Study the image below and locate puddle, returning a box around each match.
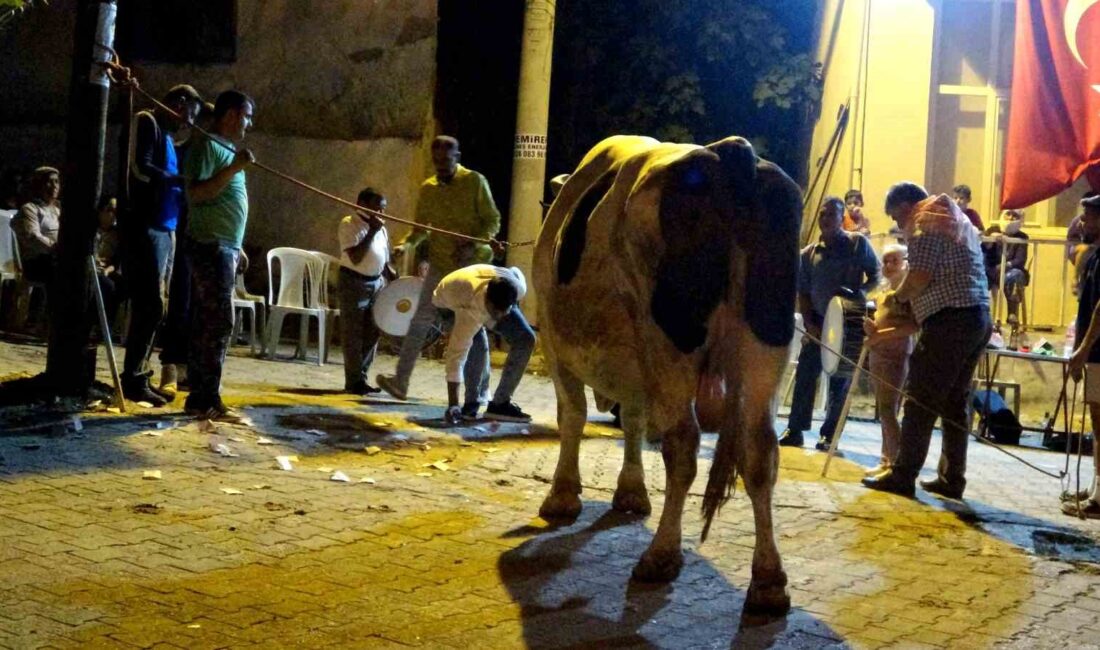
[275,412,392,444]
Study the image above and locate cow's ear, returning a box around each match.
[705,137,757,206]
[652,150,731,353]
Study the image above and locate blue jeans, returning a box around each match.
[787,337,852,441]
[122,226,174,379]
[458,307,535,407]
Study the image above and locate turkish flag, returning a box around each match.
[1002,0,1100,209]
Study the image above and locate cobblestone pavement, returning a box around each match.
[0,338,1099,649]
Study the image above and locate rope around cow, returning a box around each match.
[99,52,535,249]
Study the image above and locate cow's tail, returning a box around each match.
[699,308,744,543]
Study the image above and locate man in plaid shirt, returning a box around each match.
[862,182,991,499]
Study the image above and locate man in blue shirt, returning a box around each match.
[120,84,202,406]
[780,196,881,450]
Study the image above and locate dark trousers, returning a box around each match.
[21,255,53,285]
[159,237,192,365]
[187,241,238,406]
[122,226,174,379]
[788,338,852,441]
[893,306,993,487]
[337,268,383,389]
[96,271,125,328]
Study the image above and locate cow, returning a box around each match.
[533,135,801,623]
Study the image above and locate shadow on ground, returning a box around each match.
[498,504,844,649]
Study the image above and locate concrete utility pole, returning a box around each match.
[507,0,555,321]
[45,0,116,395]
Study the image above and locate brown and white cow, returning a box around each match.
[534,135,801,623]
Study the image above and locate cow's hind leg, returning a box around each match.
[539,364,587,520]
[632,408,698,582]
[736,343,790,624]
[612,400,650,515]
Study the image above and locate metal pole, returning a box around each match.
[507,0,555,323]
[822,345,869,478]
[88,255,125,411]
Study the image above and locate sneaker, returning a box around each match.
[778,429,804,447]
[207,400,248,425]
[919,477,965,500]
[484,401,532,423]
[159,365,178,399]
[122,378,168,407]
[1061,498,1100,519]
[345,381,382,396]
[815,438,833,452]
[375,374,408,401]
[461,401,480,420]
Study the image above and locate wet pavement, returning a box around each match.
[0,337,1098,649]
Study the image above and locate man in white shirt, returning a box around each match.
[432,264,535,423]
[337,187,390,394]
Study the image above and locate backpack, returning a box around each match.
[971,390,1022,445]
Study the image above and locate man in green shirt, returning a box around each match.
[377,136,502,400]
[182,90,255,422]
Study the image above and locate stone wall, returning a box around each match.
[0,0,437,281]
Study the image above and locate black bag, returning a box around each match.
[971,390,1022,445]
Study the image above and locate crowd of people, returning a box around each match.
[2,83,535,427]
[790,180,1099,519]
[2,86,1096,517]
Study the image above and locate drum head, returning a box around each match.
[372,277,424,336]
[821,297,845,375]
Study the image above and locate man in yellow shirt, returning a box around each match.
[377,136,502,400]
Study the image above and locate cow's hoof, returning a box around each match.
[741,582,791,627]
[612,487,651,515]
[539,491,582,520]
[631,548,683,583]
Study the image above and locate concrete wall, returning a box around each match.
[0,0,437,284]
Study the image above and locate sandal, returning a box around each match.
[1061,488,1092,503]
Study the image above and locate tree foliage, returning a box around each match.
[549,0,820,181]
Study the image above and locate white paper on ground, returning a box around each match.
[220,487,243,495]
[142,470,162,480]
[275,456,295,471]
[70,416,83,432]
[137,401,155,408]
[306,429,326,437]
[359,477,376,484]
[364,446,382,456]
[256,437,275,445]
[330,471,350,482]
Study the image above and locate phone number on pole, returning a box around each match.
[514,134,547,160]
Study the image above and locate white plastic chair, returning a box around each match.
[263,247,327,365]
[1,213,48,332]
[232,274,265,355]
[308,251,342,364]
[0,210,16,287]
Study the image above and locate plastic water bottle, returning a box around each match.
[1064,322,1077,358]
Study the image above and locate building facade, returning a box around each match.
[811,0,1092,327]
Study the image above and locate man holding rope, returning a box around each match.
[863,182,991,499]
[181,90,255,423]
[120,84,203,407]
[1065,193,1100,519]
[377,136,502,402]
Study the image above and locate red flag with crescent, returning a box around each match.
[1002,0,1100,209]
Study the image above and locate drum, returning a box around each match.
[821,296,867,376]
[371,276,424,336]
